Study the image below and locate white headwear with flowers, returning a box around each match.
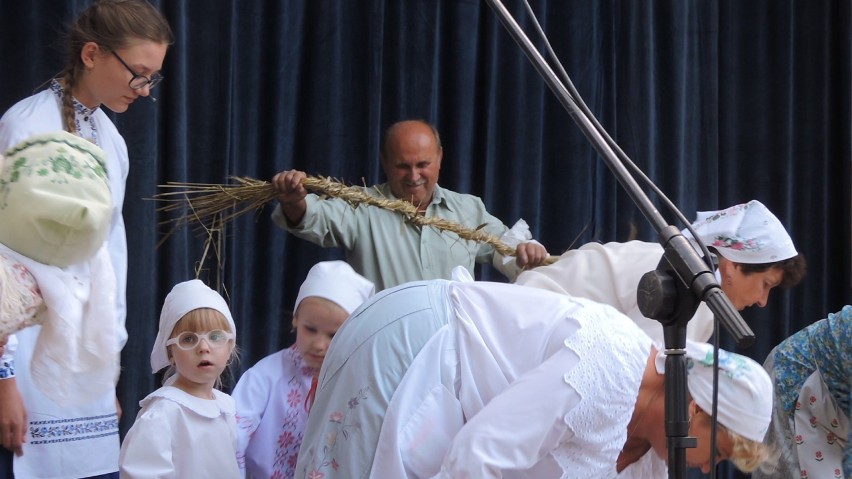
[682,200,797,264]
[655,340,773,442]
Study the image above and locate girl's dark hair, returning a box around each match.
[59,0,174,132]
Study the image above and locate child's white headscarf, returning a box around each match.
[294,261,375,315]
[150,279,236,373]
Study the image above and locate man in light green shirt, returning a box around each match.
[271,120,549,291]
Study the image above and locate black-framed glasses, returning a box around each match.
[111,50,163,90]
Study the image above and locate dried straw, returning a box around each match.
[151,175,534,259]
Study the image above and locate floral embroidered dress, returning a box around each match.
[233,345,315,479]
[755,305,852,479]
[294,277,658,479]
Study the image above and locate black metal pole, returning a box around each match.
[481,0,753,344]
[482,2,756,477]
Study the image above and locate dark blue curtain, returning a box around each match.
[1,1,849,478]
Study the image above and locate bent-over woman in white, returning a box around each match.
[294,269,773,478]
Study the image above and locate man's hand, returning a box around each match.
[515,242,549,269]
[0,378,27,456]
[271,169,309,224]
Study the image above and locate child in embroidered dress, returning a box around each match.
[119,279,240,478]
[232,261,374,479]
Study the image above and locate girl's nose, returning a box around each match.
[196,338,211,352]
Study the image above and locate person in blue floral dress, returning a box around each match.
[754,305,851,479]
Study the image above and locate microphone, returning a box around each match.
[150,96,157,103]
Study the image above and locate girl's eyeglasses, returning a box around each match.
[111,50,164,90]
[166,330,234,350]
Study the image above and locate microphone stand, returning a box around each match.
[482,2,756,478]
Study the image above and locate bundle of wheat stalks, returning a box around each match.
[151,175,521,257]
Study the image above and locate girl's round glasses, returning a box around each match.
[166,330,234,350]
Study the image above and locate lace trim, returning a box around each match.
[551,299,648,474]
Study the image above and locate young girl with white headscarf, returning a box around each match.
[232,261,374,479]
[119,280,240,478]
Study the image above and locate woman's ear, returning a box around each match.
[688,399,700,417]
[80,42,100,68]
[717,257,741,283]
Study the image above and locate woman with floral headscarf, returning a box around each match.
[515,200,806,344]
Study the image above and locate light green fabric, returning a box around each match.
[272,183,511,291]
[0,131,111,267]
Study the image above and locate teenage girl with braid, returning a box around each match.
[0,1,172,477]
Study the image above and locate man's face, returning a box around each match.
[381,122,442,211]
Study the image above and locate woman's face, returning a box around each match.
[293,297,349,370]
[78,40,168,112]
[719,260,784,310]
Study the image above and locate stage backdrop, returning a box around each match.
[1,1,849,478]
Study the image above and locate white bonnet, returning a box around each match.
[682,200,797,264]
[0,131,112,268]
[150,279,236,373]
[294,261,374,315]
[656,340,773,442]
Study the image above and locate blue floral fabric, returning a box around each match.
[773,305,852,417]
[0,358,13,378]
[770,304,852,476]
